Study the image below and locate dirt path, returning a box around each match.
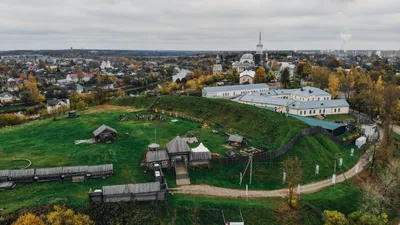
[171,153,369,198]
[393,124,400,135]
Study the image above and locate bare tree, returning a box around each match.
[282,156,303,207]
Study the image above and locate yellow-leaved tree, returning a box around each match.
[25,73,45,101]
[46,205,94,225]
[254,67,266,83]
[328,73,340,99]
[12,213,45,225]
[322,210,348,225]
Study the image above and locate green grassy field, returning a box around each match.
[0,106,229,214]
[189,133,362,190]
[0,98,361,216]
[113,96,309,150]
[324,114,356,122]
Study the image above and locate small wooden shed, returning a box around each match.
[93,125,118,143]
[146,150,170,169]
[228,134,244,147]
[190,143,212,165]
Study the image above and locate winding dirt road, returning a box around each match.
[171,153,369,198]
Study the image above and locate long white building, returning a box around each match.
[202,84,269,99]
[233,86,349,116]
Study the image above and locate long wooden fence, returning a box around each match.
[210,126,355,166]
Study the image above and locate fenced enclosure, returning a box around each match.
[210,126,355,166]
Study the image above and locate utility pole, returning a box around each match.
[249,155,253,185]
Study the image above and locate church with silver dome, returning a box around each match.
[232,32,267,73]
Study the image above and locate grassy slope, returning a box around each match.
[113,96,309,150]
[189,134,362,190]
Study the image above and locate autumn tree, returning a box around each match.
[46,205,94,225]
[328,73,340,99]
[297,61,312,78]
[275,202,301,225]
[281,68,291,88]
[311,66,330,89]
[322,210,348,225]
[282,156,303,207]
[25,73,44,101]
[328,58,340,69]
[116,88,126,98]
[19,73,26,80]
[12,213,45,225]
[254,67,267,83]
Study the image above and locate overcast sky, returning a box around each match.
[0,0,399,51]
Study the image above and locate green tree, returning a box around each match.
[347,211,388,225]
[311,66,330,89]
[322,210,348,225]
[297,61,312,78]
[253,67,266,83]
[281,68,290,88]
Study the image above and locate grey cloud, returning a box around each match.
[0,0,398,50]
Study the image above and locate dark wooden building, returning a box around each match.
[93,125,118,143]
[166,136,191,167]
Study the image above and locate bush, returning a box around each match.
[0,114,25,128]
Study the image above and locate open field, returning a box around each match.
[0,97,361,215]
[324,114,356,123]
[0,107,229,214]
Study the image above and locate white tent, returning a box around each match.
[190,143,211,164]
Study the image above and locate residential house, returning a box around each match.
[46,99,70,113]
[0,92,14,103]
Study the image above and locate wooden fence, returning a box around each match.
[210,126,355,166]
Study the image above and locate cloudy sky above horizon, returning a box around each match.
[0,0,399,51]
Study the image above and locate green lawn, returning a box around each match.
[0,104,29,113]
[0,106,228,214]
[324,114,356,122]
[0,99,361,215]
[189,134,362,190]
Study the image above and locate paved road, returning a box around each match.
[171,153,369,198]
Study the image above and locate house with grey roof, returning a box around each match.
[93,125,118,142]
[202,83,269,99]
[46,98,70,113]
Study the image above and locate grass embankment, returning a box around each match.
[113,96,309,150]
[324,114,356,122]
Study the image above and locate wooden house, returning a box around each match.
[166,136,191,167]
[86,164,114,179]
[89,181,168,203]
[8,169,35,183]
[34,167,63,182]
[228,134,244,147]
[93,125,118,143]
[146,150,170,169]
